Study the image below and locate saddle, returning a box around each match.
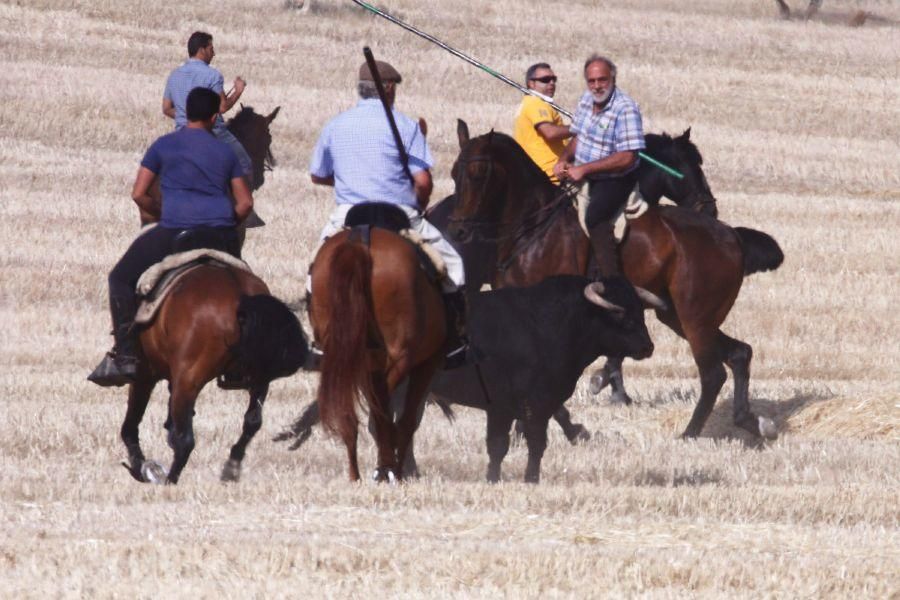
[134,249,252,325]
[343,202,447,285]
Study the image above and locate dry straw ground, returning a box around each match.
[1,0,898,597]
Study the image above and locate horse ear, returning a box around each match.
[681,127,692,140]
[240,102,245,110]
[266,106,281,123]
[457,119,470,148]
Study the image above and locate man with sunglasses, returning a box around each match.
[514,63,572,182]
[554,54,645,277]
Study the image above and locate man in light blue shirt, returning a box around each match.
[309,60,468,366]
[162,31,254,185]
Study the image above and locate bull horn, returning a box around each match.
[635,286,668,311]
[583,282,624,313]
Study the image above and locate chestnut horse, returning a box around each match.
[441,124,784,439]
[122,264,308,484]
[310,227,446,482]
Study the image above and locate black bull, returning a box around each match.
[278,274,660,482]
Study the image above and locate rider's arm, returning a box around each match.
[230,176,254,223]
[162,98,175,120]
[553,137,577,179]
[132,166,161,222]
[535,122,572,141]
[566,150,636,182]
[413,169,433,211]
[311,174,335,186]
[220,77,246,114]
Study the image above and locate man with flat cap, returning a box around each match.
[308,59,468,366]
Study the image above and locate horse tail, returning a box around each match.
[234,294,309,384]
[735,227,785,276]
[318,242,376,441]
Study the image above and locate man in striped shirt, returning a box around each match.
[554,54,645,276]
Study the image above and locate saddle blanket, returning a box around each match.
[134,249,252,325]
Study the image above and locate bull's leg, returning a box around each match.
[222,384,269,482]
[515,406,589,444]
[165,379,200,484]
[523,415,551,484]
[590,357,633,405]
[485,409,514,483]
[120,378,158,482]
[720,333,777,439]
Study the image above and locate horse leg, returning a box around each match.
[589,357,633,405]
[485,409,514,483]
[394,361,440,480]
[720,333,777,439]
[221,384,270,482]
[523,414,551,484]
[342,418,361,482]
[682,343,727,439]
[165,379,200,484]
[368,372,398,483]
[120,378,159,482]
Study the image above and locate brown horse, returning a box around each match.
[310,225,446,482]
[442,124,784,439]
[140,105,281,226]
[122,264,308,484]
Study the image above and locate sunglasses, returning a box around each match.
[530,75,557,84]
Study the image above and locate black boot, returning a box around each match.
[442,288,469,370]
[588,221,621,277]
[88,296,139,387]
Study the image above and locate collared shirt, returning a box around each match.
[513,95,568,182]
[141,128,242,228]
[570,87,645,178]
[163,58,227,132]
[309,98,433,208]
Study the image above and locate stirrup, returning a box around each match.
[443,344,469,370]
[87,352,138,387]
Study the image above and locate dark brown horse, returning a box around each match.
[122,264,307,484]
[310,227,446,482]
[140,105,280,226]
[440,124,783,439]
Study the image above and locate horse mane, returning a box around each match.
[645,132,704,166]
[473,130,554,190]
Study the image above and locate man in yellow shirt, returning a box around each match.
[513,63,573,182]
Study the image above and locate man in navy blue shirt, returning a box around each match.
[88,87,254,387]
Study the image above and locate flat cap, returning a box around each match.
[359,60,402,83]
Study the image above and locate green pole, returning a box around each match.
[351,0,684,179]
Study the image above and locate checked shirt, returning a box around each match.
[570,87,645,178]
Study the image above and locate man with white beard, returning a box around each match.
[553,54,645,277]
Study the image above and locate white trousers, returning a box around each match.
[308,204,465,294]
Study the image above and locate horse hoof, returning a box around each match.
[589,371,610,395]
[371,467,397,485]
[221,458,241,482]
[141,460,168,484]
[758,416,778,440]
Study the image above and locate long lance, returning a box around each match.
[363,46,415,187]
[351,0,684,180]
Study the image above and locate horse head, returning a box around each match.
[226,105,280,191]
[641,128,718,218]
[448,122,511,242]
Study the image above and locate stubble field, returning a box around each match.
[1,0,898,596]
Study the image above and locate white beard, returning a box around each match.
[592,86,613,105]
